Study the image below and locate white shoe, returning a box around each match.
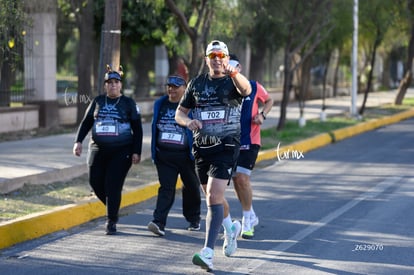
[192,247,214,271]
[223,220,241,257]
[241,216,252,238]
[251,215,259,227]
[242,216,251,231]
[242,215,259,239]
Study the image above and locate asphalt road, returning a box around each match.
[1,118,413,275]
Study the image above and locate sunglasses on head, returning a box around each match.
[207,52,227,59]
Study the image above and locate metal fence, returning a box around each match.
[0,89,35,107]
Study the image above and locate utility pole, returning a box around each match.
[99,0,122,92]
[351,0,358,117]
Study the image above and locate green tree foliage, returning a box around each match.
[0,0,27,67]
[164,0,241,77]
[52,0,414,110]
[97,0,172,96]
[57,0,81,75]
[358,0,397,114]
[58,0,96,123]
[261,0,335,130]
[394,0,414,104]
[56,0,239,96]
[234,0,285,82]
[164,0,216,77]
[0,0,27,106]
[313,0,353,107]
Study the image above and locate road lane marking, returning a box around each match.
[234,176,402,273]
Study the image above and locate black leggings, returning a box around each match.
[88,145,132,222]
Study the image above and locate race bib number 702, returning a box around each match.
[200,110,225,121]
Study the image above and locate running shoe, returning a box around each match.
[192,247,214,271]
[188,221,201,231]
[147,221,165,236]
[251,215,259,227]
[241,215,259,239]
[105,220,117,235]
[223,220,242,257]
[241,216,253,239]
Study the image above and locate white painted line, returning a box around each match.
[234,176,402,273]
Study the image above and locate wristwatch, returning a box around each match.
[260,111,266,120]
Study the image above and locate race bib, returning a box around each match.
[160,132,184,144]
[95,121,118,136]
[240,144,250,150]
[200,108,227,123]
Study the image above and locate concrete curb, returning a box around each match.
[0,179,183,250]
[332,108,414,142]
[257,108,414,163]
[1,164,88,194]
[1,109,414,250]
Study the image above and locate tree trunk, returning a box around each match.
[333,48,341,97]
[133,46,154,98]
[76,0,94,124]
[298,56,312,116]
[395,0,414,105]
[189,36,204,78]
[250,49,267,83]
[164,0,213,79]
[395,70,412,105]
[359,38,379,115]
[277,51,293,131]
[381,53,391,89]
[100,0,122,92]
[321,52,331,111]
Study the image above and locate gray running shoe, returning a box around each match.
[147,221,165,236]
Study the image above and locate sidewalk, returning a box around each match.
[0,89,411,194]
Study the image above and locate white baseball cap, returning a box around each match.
[205,40,229,56]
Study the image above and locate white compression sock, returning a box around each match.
[222,214,233,233]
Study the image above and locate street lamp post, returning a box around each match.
[351,0,358,117]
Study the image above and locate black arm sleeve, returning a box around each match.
[131,116,143,155]
[74,100,96,143]
[128,98,143,155]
